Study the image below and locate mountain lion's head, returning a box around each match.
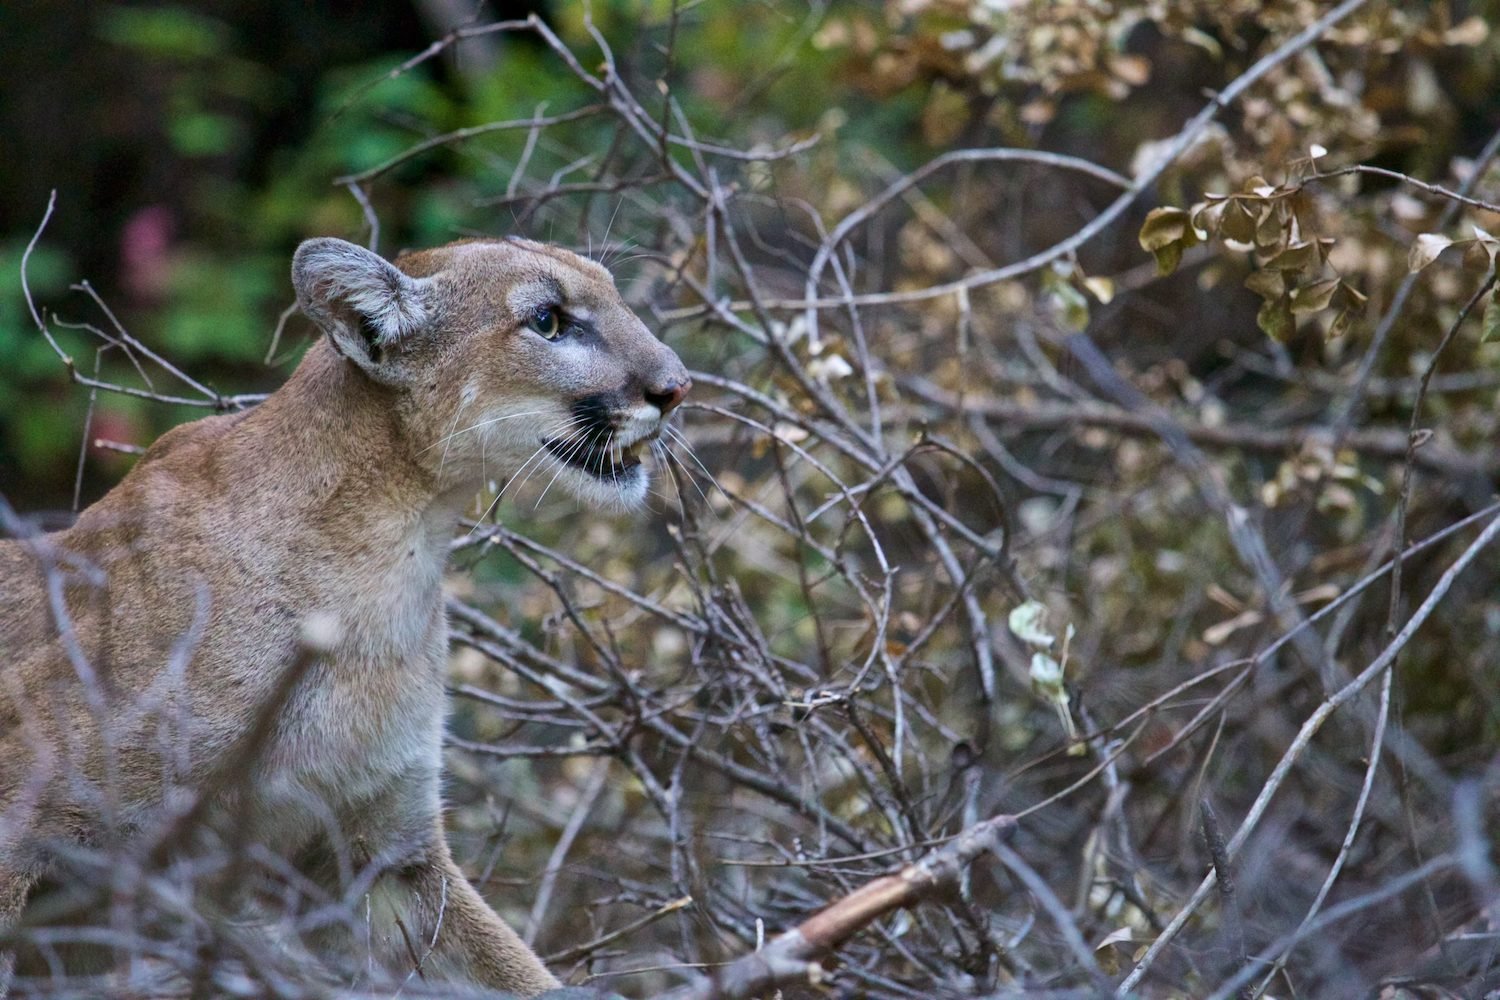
[292,236,690,510]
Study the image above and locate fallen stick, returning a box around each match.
[663,813,1017,1000]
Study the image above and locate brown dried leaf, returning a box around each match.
[1254,205,1287,249]
[1219,199,1257,244]
[1082,276,1115,303]
[1138,207,1191,252]
[1408,232,1453,272]
[1241,174,1275,198]
[1264,241,1319,271]
[1444,15,1489,46]
[1328,306,1357,339]
[1244,269,1286,301]
[1191,199,1224,235]
[1109,53,1151,86]
[1290,278,1341,315]
[1462,239,1493,272]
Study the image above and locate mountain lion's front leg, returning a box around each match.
[361,833,560,997]
[0,868,27,996]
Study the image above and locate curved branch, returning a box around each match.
[662,813,1016,1000]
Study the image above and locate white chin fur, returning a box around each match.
[556,463,650,510]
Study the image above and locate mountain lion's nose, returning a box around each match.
[645,377,691,415]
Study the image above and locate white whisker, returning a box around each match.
[436,397,470,480]
[606,251,659,272]
[602,239,638,271]
[664,442,716,515]
[533,424,601,509]
[599,201,624,264]
[503,415,588,503]
[652,439,689,521]
[420,409,549,455]
[663,425,729,508]
[463,415,588,538]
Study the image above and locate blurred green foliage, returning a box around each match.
[2,2,913,505]
[7,0,1500,522]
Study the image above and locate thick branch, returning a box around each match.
[662,814,1016,1000]
[901,376,1499,480]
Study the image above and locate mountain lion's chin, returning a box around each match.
[558,461,650,511]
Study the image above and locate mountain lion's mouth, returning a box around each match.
[543,434,648,480]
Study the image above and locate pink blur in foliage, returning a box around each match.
[120,204,175,301]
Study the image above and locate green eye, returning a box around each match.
[527,305,564,340]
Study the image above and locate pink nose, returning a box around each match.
[646,377,691,415]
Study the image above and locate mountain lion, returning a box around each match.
[0,236,690,996]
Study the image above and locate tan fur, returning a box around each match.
[0,237,690,995]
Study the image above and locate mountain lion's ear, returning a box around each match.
[292,238,433,382]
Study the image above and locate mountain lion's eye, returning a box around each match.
[527,305,564,340]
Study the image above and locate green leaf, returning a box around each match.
[169,112,238,157]
[1008,600,1055,648]
[1151,242,1183,276]
[1257,294,1295,342]
[1029,651,1064,691]
[1483,280,1500,344]
[97,6,228,59]
[1049,280,1091,331]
